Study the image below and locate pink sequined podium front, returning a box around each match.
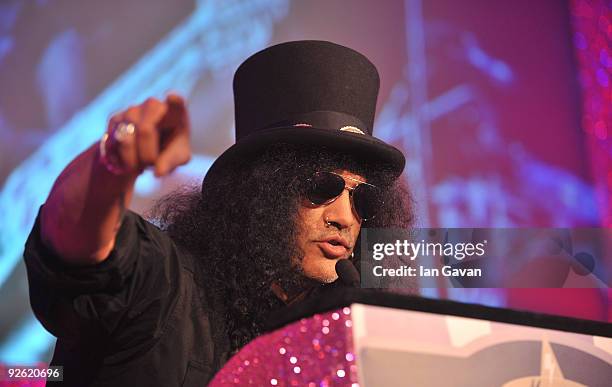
[209,308,358,386]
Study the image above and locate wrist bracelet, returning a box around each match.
[99,132,128,175]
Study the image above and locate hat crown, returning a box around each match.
[233,40,380,140]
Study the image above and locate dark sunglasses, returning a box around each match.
[304,171,383,221]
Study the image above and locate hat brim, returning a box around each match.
[202,126,405,185]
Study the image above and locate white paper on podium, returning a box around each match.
[350,303,612,387]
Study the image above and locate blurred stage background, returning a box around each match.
[0,0,610,365]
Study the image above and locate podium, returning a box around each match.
[209,289,611,386]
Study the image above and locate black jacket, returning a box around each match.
[24,209,231,386]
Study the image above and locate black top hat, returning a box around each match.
[202,40,405,185]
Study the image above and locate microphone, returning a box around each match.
[335,259,361,287]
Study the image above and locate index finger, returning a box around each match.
[159,93,189,132]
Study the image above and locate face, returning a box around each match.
[295,170,365,283]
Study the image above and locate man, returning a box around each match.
[24,41,412,386]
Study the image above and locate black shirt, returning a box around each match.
[24,209,231,386]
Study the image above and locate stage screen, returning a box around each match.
[0,0,609,365]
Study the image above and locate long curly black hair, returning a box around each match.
[149,144,414,352]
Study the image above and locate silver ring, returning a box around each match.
[113,122,136,142]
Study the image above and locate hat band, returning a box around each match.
[264,111,370,135]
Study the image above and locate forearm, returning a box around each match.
[41,144,138,265]
[39,95,190,265]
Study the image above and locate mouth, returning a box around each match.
[317,236,351,259]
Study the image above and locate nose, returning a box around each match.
[323,189,359,229]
